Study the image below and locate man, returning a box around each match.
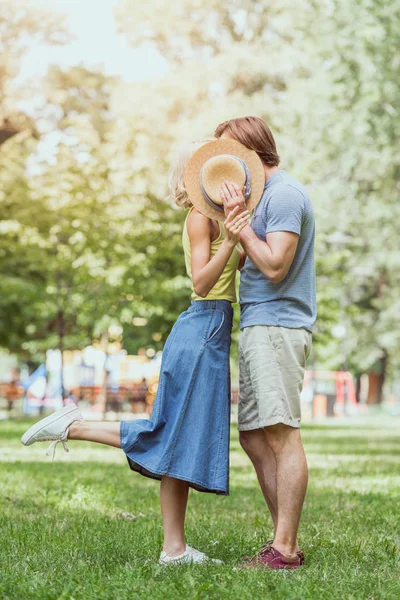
[216,116,316,570]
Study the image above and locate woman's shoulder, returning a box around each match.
[186,208,211,236]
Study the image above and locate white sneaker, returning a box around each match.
[159,545,222,566]
[21,403,83,460]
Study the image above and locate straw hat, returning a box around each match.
[184,139,265,221]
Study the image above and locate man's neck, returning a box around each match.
[263,165,280,182]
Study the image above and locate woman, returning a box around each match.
[21,140,250,565]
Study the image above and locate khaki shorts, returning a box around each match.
[238,325,312,430]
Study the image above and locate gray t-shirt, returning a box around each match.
[240,170,316,332]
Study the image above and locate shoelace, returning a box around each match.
[45,438,69,461]
[245,540,273,563]
[187,546,203,556]
[259,546,276,559]
[162,547,192,563]
[246,541,302,564]
[258,545,301,566]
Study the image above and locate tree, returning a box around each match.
[113,0,400,396]
[0,64,128,366]
[112,0,316,352]
[0,0,68,145]
[1,0,399,401]
[302,0,400,400]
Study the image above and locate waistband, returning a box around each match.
[188,300,233,315]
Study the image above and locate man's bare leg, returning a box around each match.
[239,429,278,532]
[265,423,308,559]
[240,426,304,555]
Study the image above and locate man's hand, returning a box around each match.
[219,180,246,216]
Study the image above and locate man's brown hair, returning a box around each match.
[214,116,280,167]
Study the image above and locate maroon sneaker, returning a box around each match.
[239,545,301,570]
[241,540,273,563]
[242,541,305,566]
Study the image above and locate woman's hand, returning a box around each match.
[224,206,250,246]
[220,180,246,216]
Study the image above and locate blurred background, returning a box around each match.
[1,0,399,421]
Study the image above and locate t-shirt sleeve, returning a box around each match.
[265,185,304,235]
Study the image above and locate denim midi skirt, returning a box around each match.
[120,300,233,495]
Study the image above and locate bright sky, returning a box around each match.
[19,0,168,83]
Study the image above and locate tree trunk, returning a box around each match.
[355,374,361,403]
[58,308,65,405]
[102,329,109,419]
[376,351,388,404]
[0,115,37,145]
[366,351,388,405]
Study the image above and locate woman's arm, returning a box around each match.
[187,208,249,298]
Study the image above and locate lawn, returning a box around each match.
[0,417,399,600]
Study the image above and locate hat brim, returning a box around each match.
[184,139,265,221]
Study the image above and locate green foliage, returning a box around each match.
[114,0,400,379]
[307,0,400,375]
[0,0,399,384]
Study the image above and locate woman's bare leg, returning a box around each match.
[160,476,190,556]
[69,425,190,556]
[68,421,121,448]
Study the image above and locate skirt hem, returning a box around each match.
[125,456,229,496]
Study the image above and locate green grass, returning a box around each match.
[1,417,399,600]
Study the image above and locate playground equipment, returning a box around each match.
[303,370,358,418]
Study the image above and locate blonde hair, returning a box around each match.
[168,139,214,209]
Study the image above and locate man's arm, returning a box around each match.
[237,249,247,271]
[220,180,302,284]
[239,227,298,283]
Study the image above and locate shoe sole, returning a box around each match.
[21,404,79,446]
[236,563,301,570]
[159,556,222,566]
[159,560,222,566]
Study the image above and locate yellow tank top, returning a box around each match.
[182,209,240,302]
